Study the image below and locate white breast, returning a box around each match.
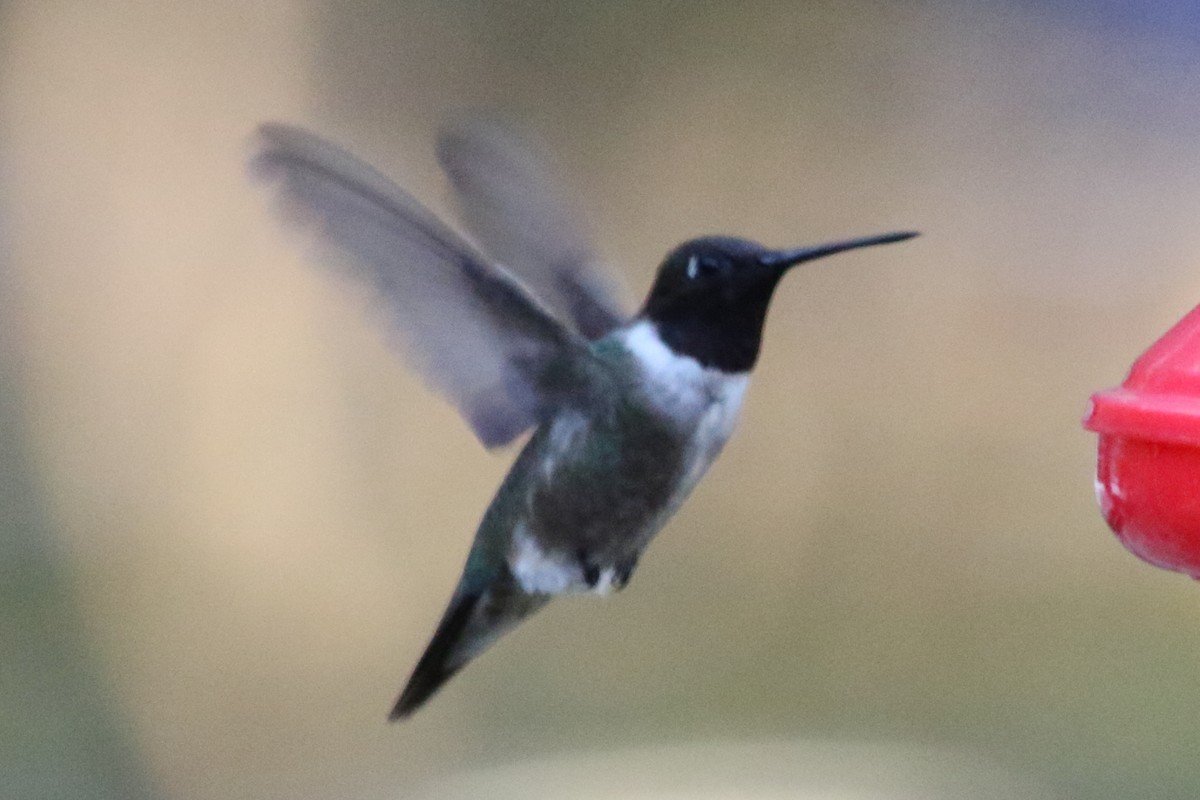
[618,320,749,489]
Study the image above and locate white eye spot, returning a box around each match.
[686,255,699,280]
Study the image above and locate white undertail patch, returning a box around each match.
[510,522,576,594]
[510,523,621,596]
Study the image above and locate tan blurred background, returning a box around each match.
[4,1,1200,798]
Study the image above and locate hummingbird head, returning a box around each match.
[639,231,917,373]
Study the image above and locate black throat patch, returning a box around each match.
[648,283,775,373]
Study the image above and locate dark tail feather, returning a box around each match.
[390,590,480,720]
[389,581,548,720]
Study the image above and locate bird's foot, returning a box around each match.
[612,554,639,590]
[576,550,639,594]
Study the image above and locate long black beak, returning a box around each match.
[759,231,918,270]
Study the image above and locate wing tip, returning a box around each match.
[464,392,535,449]
[246,122,324,182]
[434,116,545,192]
[247,122,297,186]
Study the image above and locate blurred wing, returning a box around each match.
[436,120,627,340]
[251,123,593,448]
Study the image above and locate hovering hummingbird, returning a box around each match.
[251,121,916,719]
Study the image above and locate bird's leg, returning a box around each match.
[576,549,639,592]
[612,553,639,590]
[577,549,601,589]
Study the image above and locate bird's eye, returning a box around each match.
[686,256,722,280]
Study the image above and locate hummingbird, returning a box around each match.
[250,121,916,719]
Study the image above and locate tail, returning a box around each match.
[389,572,548,720]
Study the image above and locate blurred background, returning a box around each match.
[3,1,1200,798]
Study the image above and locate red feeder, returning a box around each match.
[1084,304,1200,578]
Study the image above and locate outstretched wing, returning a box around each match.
[436,120,627,340]
[251,123,595,448]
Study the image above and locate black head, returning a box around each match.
[640,231,917,373]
